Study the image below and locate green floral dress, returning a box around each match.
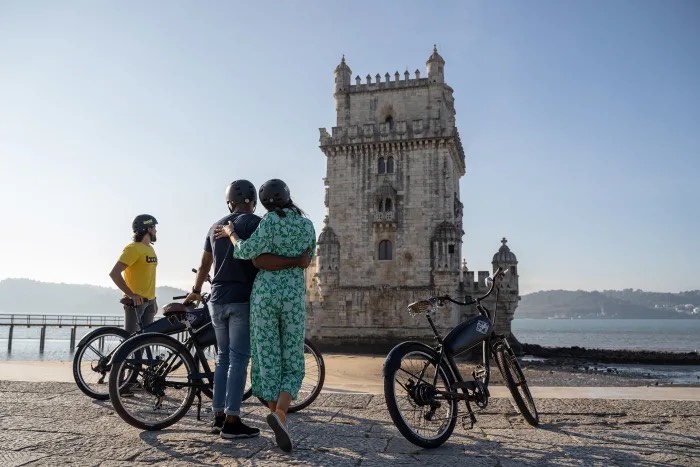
[232,208,316,401]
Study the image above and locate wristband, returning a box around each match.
[192,287,201,294]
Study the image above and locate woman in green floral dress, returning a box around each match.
[216,179,315,452]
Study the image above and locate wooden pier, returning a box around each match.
[0,314,124,353]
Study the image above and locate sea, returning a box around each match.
[1,317,699,384]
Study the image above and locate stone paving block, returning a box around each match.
[319,393,372,409]
[357,452,423,466]
[287,407,340,424]
[21,455,103,467]
[385,436,464,456]
[0,381,75,395]
[298,432,389,454]
[0,449,48,467]
[0,430,76,451]
[238,446,363,466]
[469,413,513,429]
[21,433,149,462]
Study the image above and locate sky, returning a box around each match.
[0,0,698,295]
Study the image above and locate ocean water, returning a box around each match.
[511,318,700,353]
[1,318,699,361]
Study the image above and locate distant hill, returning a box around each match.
[2,278,698,320]
[518,289,700,319]
[0,278,188,316]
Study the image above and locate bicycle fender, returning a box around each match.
[382,341,438,377]
[76,326,129,349]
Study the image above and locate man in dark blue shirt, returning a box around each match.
[184,179,310,439]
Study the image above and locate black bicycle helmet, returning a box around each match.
[225,179,257,205]
[132,214,158,233]
[259,179,291,210]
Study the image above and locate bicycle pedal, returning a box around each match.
[461,415,475,430]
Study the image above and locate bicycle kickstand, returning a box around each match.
[195,390,203,421]
[461,401,478,430]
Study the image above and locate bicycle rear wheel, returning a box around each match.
[72,327,130,400]
[494,343,539,426]
[109,334,197,431]
[383,342,457,449]
[256,339,325,412]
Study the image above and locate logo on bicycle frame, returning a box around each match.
[476,320,489,334]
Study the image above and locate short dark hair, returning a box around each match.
[133,231,148,242]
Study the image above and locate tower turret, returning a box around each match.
[334,55,351,93]
[426,45,445,84]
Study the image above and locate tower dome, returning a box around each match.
[492,237,518,264]
[426,45,445,83]
[318,225,339,244]
[334,55,352,93]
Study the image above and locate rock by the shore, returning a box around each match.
[521,343,700,365]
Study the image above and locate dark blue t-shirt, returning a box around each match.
[204,212,261,304]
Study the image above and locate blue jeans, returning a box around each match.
[210,302,251,416]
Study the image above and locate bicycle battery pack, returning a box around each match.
[443,315,493,356]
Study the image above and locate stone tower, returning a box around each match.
[307,48,521,349]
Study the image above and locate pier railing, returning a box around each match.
[0,314,124,353]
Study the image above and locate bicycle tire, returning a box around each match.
[255,338,325,412]
[383,342,458,449]
[494,343,539,426]
[108,333,198,431]
[72,326,131,400]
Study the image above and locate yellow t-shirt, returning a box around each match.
[118,242,158,300]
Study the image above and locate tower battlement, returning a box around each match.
[341,73,451,94]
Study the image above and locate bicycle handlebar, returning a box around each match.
[437,267,506,306]
[191,268,212,284]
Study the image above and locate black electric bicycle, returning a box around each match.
[107,287,325,431]
[72,269,213,400]
[383,267,538,448]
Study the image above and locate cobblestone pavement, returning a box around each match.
[0,381,698,466]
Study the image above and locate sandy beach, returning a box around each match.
[2,353,699,401]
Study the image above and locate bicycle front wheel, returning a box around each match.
[383,342,458,449]
[256,338,325,412]
[494,343,539,426]
[72,326,130,400]
[109,334,197,431]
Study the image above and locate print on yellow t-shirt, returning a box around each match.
[118,242,158,300]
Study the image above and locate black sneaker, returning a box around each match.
[266,412,292,452]
[211,414,225,434]
[220,419,261,439]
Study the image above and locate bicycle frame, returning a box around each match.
[409,268,507,425]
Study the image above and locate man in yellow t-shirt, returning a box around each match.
[109,214,159,333]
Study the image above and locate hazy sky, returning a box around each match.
[1,1,698,295]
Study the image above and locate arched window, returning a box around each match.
[377,199,384,212]
[385,115,394,129]
[384,198,392,211]
[387,156,394,173]
[378,240,392,260]
[378,157,385,174]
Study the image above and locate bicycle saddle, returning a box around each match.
[162,302,189,318]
